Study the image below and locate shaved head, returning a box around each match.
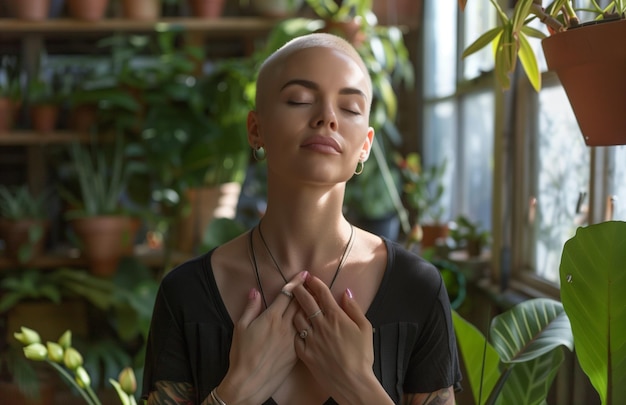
[255,33,372,112]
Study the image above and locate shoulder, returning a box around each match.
[384,238,443,291]
[158,251,214,297]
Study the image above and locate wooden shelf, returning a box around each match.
[0,245,191,270]
[0,17,279,38]
[0,131,115,145]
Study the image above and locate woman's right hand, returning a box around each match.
[215,271,308,404]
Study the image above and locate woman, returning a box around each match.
[142,33,461,404]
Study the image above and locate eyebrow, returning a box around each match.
[280,79,367,100]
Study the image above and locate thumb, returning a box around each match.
[341,288,369,329]
[237,288,263,328]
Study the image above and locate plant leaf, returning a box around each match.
[453,311,500,405]
[559,221,626,405]
[498,348,565,405]
[518,32,541,92]
[490,298,573,364]
[463,27,503,59]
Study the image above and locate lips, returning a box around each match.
[300,134,342,154]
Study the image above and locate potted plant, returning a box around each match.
[397,152,448,249]
[461,0,626,146]
[27,73,62,133]
[453,220,626,405]
[0,55,22,133]
[58,138,143,277]
[0,185,49,263]
[449,214,491,257]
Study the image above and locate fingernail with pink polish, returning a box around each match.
[301,271,309,280]
[346,288,353,299]
[249,288,258,300]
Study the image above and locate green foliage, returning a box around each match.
[305,0,373,21]
[449,215,491,250]
[201,217,248,252]
[559,221,626,405]
[0,55,22,100]
[397,152,447,224]
[59,137,143,219]
[462,0,626,91]
[0,185,48,220]
[453,298,573,405]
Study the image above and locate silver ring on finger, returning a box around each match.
[307,309,323,320]
[299,328,309,339]
[280,289,293,299]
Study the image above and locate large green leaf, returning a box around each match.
[498,348,564,405]
[452,311,500,405]
[490,298,573,364]
[559,221,626,405]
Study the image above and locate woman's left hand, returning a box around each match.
[292,275,382,403]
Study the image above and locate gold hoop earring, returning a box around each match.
[354,160,364,175]
[253,146,266,161]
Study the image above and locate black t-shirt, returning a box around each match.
[141,236,462,404]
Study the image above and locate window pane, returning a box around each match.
[612,146,626,221]
[423,0,457,98]
[460,91,494,228]
[423,101,457,222]
[534,86,590,283]
[463,0,496,79]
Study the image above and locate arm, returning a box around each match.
[146,381,226,405]
[403,386,455,405]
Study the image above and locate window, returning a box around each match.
[421,0,625,292]
[422,0,494,229]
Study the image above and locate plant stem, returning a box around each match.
[47,361,97,405]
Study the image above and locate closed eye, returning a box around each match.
[287,101,311,106]
[343,108,361,116]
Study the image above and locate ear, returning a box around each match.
[247,110,262,148]
[359,127,375,162]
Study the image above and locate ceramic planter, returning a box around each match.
[7,0,50,21]
[542,18,626,147]
[187,0,226,18]
[71,215,134,277]
[0,219,49,263]
[121,0,161,20]
[30,104,59,133]
[67,0,109,21]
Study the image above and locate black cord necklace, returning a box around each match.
[249,222,356,308]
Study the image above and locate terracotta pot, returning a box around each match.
[121,0,161,20]
[542,18,626,146]
[187,0,226,18]
[71,215,133,277]
[420,222,449,249]
[68,103,98,133]
[0,97,18,133]
[7,0,51,21]
[176,182,241,253]
[67,0,109,21]
[321,18,366,47]
[30,104,59,133]
[372,0,421,27]
[0,219,49,262]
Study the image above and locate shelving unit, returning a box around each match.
[0,15,275,269]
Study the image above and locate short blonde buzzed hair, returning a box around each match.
[255,33,372,111]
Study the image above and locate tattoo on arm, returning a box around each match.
[147,381,195,405]
[403,386,454,405]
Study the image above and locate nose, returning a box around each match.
[310,102,338,131]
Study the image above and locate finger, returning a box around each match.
[292,282,322,318]
[341,288,370,331]
[304,275,339,313]
[237,288,263,328]
[292,310,311,335]
[267,271,308,313]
